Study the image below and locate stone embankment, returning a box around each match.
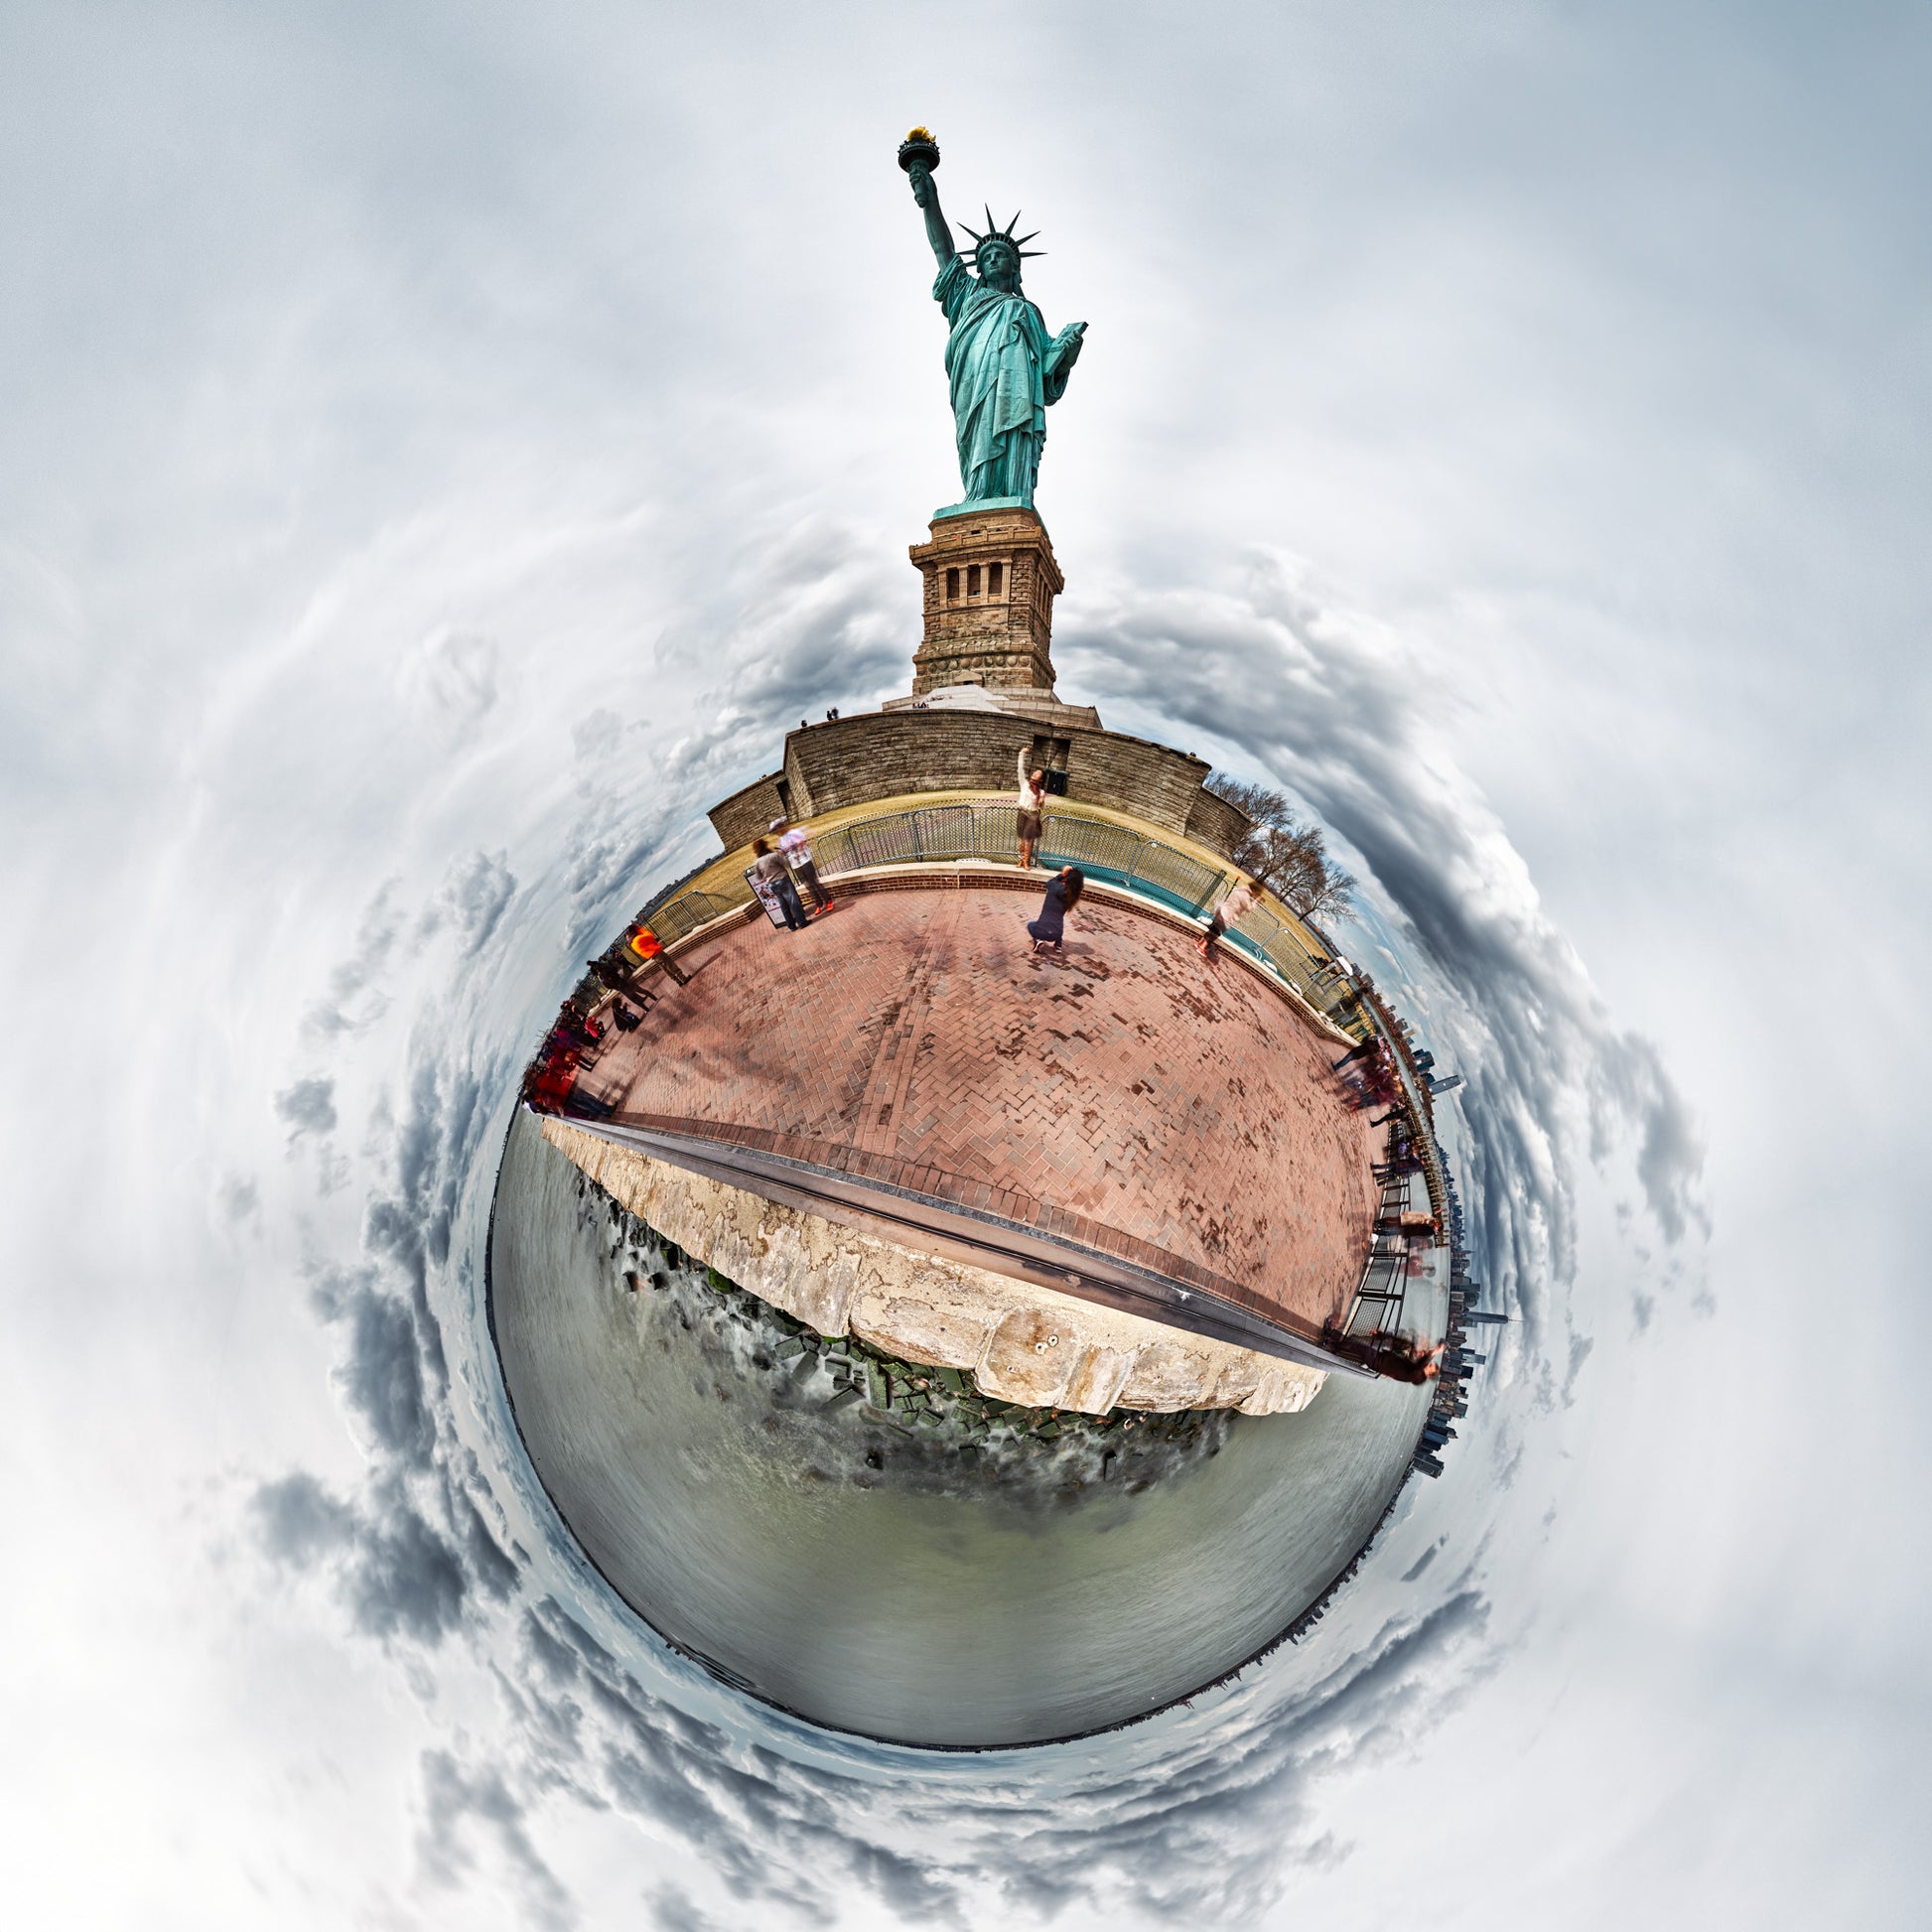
[591,1178,1240,1497]
[541,1116,1327,1418]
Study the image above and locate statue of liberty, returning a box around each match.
[900,131,1086,510]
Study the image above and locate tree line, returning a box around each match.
[1206,774,1355,924]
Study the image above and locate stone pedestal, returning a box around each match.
[907,504,1062,695]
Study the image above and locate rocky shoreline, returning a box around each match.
[574,1164,1237,1504]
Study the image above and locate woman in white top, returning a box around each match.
[1199,876,1257,959]
[1016,747,1047,871]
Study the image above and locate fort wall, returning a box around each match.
[709,708,1249,856]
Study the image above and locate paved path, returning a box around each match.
[581,885,1379,1331]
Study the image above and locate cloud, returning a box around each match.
[252,1469,469,1646]
[418,1748,575,1932]
[1588,1031,1710,1246]
[253,1471,355,1567]
[337,1285,436,1468]
[273,1077,337,1140]
[647,1883,727,1932]
[660,512,909,791]
[216,1173,260,1223]
[225,542,1696,1929]
[398,626,500,740]
[344,1490,470,1644]
[439,849,518,948]
[304,885,404,1037]
[573,708,623,763]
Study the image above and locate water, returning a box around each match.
[489,1108,1436,1748]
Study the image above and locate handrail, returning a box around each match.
[645,889,745,944]
[634,795,1358,1025]
[1218,897,1363,1032]
[803,798,1229,917]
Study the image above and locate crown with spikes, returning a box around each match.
[960,207,1044,269]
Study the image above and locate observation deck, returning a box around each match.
[574,872,1381,1359]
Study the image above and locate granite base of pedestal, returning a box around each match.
[881,684,1101,731]
[908,504,1063,696]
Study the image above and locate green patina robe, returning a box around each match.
[934,253,1071,506]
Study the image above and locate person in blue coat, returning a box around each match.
[1027,866,1085,952]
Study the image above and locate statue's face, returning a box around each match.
[977,244,1020,292]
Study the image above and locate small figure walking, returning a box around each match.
[751,838,810,931]
[625,925,688,987]
[1198,876,1257,959]
[1027,865,1084,953]
[1016,747,1047,871]
[771,816,833,913]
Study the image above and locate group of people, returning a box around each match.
[1331,1032,1409,1117]
[521,1003,617,1118]
[1018,750,1082,953]
[1018,746,1266,967]
[1023,863,1265,963]
[750,816,836,932]
[734,745,1287,969]
[1323,1325,1446,1384]
[525,749,1344,1115]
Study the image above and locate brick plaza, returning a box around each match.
[580,884,1381,1332]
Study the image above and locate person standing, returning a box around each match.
[752,838,809,931]
[771,816,833,914]
[1199,876,1257,959]
[624,925,689,987]
[1026,865,1084,952]
[1016,746,1047,870]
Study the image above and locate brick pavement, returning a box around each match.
[580,885,1380,1330]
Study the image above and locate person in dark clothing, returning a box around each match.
[752,837,809,931]
[1374,1338,1444,1384]
[1026,865,1084,952]
[553,1007,601,1053]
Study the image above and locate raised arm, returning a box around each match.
[906,162,956,268]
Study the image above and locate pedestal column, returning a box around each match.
[907,505,1063,695]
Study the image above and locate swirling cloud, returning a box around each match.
[231,546,1699,1928]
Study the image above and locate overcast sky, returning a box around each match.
[3,4,1929,1927]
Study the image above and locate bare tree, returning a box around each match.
[1206,774,1355,924]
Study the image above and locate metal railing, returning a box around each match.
[1223,897,1362,1029]
[1343,1169,1420,1340]
[806,798,1230,918]
[1354,983,1449,1222]
[646,889,745,944]
[636,798,1356,1026]
[1036,813,1227,917]
[634,798,1236,932]
[812,800,1011,873]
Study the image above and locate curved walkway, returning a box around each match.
[579,881,1380,1335]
